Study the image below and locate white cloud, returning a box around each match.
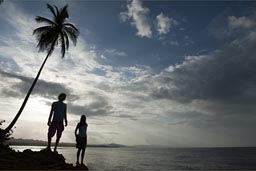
[1,2,167,146]
[228,16,255,29]
[104,49,127,57]
[120,0,152,38]
[119,11,129,22]
[120,1,180,40]
[2,2,256,147]
[1,2,36,44]
[162,40,179,46]
[156,13,177,35]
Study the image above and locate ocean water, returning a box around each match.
[11,146,256,171]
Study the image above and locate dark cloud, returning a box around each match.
[208,9,256,39]
[167,111,212,127]
[151,33,256,104]
[0,70,115,117]
[113,114,138,121]
[148,23,256,129]
[68,93,113,117]
[208,8,233,39]
[0,69,78,101]
[167,109,256,131]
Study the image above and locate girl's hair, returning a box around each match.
[79,115,87,126]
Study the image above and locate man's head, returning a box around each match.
[58,93,66,101]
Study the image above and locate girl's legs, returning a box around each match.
[76,148,81,164]
[81,148,85,164]
[81,137,87,165]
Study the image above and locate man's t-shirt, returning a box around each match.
[52,101,66,121]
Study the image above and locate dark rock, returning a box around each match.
[0,145,89,170]
[23,149,33,153]
[74,164,89,170]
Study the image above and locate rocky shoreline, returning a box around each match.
[0,145,89,170]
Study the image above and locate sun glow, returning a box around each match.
[21,97,50,122]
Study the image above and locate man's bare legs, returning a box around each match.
[47,134,52,151]
[47,134,60,152]
[54,137,60,152]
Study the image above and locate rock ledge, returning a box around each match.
[0,145,89,170]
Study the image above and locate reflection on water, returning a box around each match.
[11,145,45,152]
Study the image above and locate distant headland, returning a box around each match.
[6,138,126,148]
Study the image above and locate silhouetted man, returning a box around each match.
[47,93,68,152]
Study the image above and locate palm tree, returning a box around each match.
[3,4,79,134]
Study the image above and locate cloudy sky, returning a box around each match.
[1,0,256,147]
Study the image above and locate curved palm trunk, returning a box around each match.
[4,41,56,135]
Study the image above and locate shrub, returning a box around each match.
[0,120,13,145]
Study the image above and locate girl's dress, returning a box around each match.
[76,123,87,149]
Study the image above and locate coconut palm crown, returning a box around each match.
[3,4,79,135]
[33,4,79,57]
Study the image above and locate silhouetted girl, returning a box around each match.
[75,115,88,166]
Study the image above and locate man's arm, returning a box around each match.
[48,103,54,126]
[64,104,68,127]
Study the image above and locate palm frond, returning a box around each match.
[60,4,69,19]
[47,4,57,18]
[64,27,78,46]
[36,28,58,52]
[60,33,66,58]
[35,16,56,26]
[54,5,59,17]
[33,26,53,44]
[64,23,79,33]
[46,42,56,57]
[63,31,69,51]
[33,26,53,36]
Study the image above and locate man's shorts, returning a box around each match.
[48,121,64,138]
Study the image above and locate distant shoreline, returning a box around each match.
[10,144,126,148]
[6,138,126,148]
[6,138,256,149]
